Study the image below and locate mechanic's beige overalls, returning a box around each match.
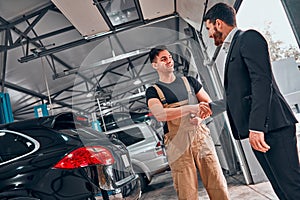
[153,77,229,200]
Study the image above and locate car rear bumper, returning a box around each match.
[95,174,141,200]
[140,156,169,177]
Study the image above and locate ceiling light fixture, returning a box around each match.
[86,92,93,98]
[133,79,142,85]
[83,49,149,69]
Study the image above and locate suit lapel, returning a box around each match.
[224,30,242,86]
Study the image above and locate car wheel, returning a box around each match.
[100,188,109,200]
[137,173,150,192]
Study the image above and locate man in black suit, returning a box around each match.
[204,3,300,200]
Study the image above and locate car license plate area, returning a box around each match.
[121,154,130,167]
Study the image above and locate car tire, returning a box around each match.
[137,173,150,192]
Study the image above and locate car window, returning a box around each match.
[111,127,145,146]
[0,130,39,165]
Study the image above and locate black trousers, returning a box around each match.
[253,125,300,200]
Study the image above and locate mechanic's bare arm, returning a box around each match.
[148,98,199,122]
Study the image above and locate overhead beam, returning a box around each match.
[18,14,177,63]
[0,4,55,30]
[0,26,75,52]
[2,80,85,113]
[0,12,95,93]
[1,29,8,93]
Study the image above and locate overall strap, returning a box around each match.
[153,84,168,107]
[167,100,189,108]
[181,76,199,105]
[181,76,192,94]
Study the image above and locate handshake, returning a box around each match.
[190,102,212,119]
[190,99,226,120]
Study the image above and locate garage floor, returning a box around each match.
[140,124,300,200]
[140,171,278,200]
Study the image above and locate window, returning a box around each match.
[98,0,140,26]
[0,130,39,165]
[237,0,299,62]
[111,127,145,146]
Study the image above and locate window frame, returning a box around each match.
[0,130,40,166]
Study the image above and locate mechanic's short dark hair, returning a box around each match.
[203,3,236,26]
[149,45,168,63]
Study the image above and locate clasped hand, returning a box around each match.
[189,102,212,125]
[198,102,212,119]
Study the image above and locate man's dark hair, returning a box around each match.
[203,3,236,26]
[149,45,168,63]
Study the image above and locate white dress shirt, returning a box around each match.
[222,27,238,65]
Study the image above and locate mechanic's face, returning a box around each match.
[205,20,224,46]
[152,50,174,73]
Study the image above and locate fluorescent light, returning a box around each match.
[86,92,93,98]
[133,79,142,85]
[83,49,149,69]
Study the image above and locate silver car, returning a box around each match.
[105,122,169,192]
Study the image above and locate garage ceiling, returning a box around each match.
[2,0,298,121]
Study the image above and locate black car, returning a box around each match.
[0,112,141,200]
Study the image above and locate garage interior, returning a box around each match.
[1,0,299,186]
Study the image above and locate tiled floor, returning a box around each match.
[140,123,300,200]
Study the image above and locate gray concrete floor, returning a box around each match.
[140,171,278,200]
[140,123,300,200]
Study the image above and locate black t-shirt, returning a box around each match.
[145,76,202,134]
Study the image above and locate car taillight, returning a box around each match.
[155,141,164,156]
[54,146,115,169]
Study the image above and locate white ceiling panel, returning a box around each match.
[51,0,110,37]
[139,0,175,20]
[177,0,204,31]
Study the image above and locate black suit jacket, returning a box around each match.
[219,29,298,140]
